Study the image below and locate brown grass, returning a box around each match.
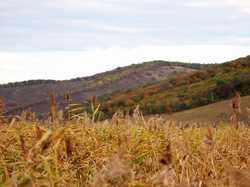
[0,114,250,186]
[170,95,250,123]
[0,96,5,122]
[49,92,58,122]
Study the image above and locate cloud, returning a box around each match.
[0,0,249,80]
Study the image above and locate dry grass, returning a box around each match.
[0,96,4,110]
[49,93,58,122]
[170,95,250,123]
[0,97,5,122]
[0,114,250,187]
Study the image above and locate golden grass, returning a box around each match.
[0,97,5,122]
[0,115,250,187]
[49,93,58,122]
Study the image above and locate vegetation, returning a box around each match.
[101,56,250,117]
[49,93,58,122]
[64,103,85,120]
[135,60,213,69]
[0,57,249,186]
[0,80,56,88]
[0,97,5,114]
[0,97,5,121]
[0,112,250,186]
[0,60,199,116]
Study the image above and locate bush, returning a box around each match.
[142,103,166,114]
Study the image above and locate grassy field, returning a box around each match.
[169,96,250,123]
[0,112,250,187]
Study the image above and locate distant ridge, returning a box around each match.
[0,60,203,115]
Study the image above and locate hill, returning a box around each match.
[101,55,250,116]
[0,61,202,116]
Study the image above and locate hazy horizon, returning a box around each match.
[0,50,250,84]
[1,0,250,83]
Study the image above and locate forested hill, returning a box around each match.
[100,56,250,116]
[0,60,204,115]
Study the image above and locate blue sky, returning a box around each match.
[0,0,250,83]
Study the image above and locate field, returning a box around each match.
[0,111,250,187]
[170,96,250,123]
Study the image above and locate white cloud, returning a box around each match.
[1,0,250,51]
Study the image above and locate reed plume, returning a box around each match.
[247,107,250,117]
[28,129,53,162]
[91,95,97,106]
[49,92,58,122]
[0,96,5,116]
[64,91,72,105]
[19,135,28,158]
[34,125,47,140]
[160,142,172,166]
[232,92,241,111]
[231,92,241,129]
[65,136,73,157]
[34,129,53,152]
[155,142,176,187]
[204,127,214,145]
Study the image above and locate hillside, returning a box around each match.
[0,61,201,115]
[169,95,250,123]
[101,55,250,116]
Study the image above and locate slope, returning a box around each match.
[101,55,250,116]
[0,61,201,115]
[169,95,250,123]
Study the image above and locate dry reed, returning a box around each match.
[49,92,58,122]
[0,96,5,114]
[0,114,250,186]
[231,92,241,129]
[0,96,5,123]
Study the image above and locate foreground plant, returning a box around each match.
[0,116,249,186]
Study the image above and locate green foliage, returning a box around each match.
[97,93,112,102]
[64,103,85,120]
[84,100,105,122]
[132,95,144,102]
[214,77,229,86]
[0,79,56,88]
[141,103,166,114]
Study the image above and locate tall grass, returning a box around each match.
[231,92,242,129]
[0,114,249,186]
[0,97,5,120]
[49,93,58,122]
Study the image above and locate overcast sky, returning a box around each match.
[0,0,250,83]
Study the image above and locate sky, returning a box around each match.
[0,0,250,84]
